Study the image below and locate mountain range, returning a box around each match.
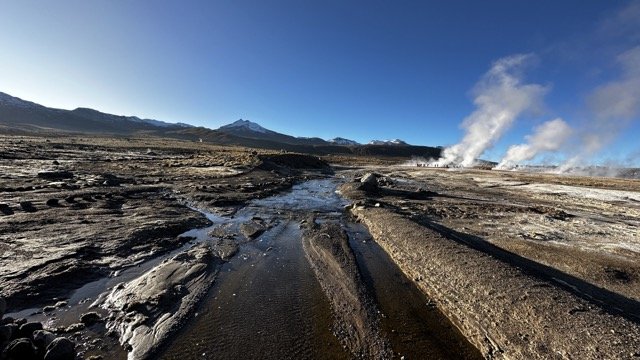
[0,91,441,158]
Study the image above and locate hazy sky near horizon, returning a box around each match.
[1,1,639,164]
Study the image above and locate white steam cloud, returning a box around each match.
[589,46,640,122]
[559,46,640,171]
[433,54,548,167]
[495,118,572,170]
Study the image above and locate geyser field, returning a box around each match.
[0,135,639,359]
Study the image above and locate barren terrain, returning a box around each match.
[1,135,639,359]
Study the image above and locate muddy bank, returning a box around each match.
[346,199,640,358]
[302,221,390,359]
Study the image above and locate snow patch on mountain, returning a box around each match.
[368,139,408,146]
[218,119,269,133]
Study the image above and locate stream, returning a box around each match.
[7,178,480,359]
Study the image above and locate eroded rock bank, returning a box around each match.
[103,244,221,360]
[342,179,640,359]
[302,221,390,359]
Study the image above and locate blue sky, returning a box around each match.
[1,0,639,164]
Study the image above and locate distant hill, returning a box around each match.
[0,91,442,158]
[0,92,191,134]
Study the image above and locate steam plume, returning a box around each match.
[495,118,572,170]
[433,54,547,167]
[559,46,640,171]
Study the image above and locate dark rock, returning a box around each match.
[79,312,102,325]
[359,173,379,192]
[2,317,15,325]
[46,199,60,207]
[0,203,13,215]
[2,338,37,360]
[0,296,5,317]
[0,324,13,343]
[18,322,43,338]
[33,330,57,351]
[19,201,37,213]
[240,221,267,239]
[4,323,18,340]
[44,337,75,360]
[14,318,27,326]
[102,175,121,186]
[64,196,75,203]
[37,170,74,180]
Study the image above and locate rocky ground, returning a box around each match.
[0,135,330,359]
[339,168,640,358]
[2,134,640,359]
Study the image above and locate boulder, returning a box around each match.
[2,338,37,360]
[359,173,379,192]
[44,337,75,360]
[18,322,43,338]
[2,323,18,339]
[240,221,266,240]
[33,330,57,350]
[0,324,13,343]
[79,312,102,325]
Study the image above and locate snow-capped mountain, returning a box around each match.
[218,119,269,133]
[329,137,360,145]
[368,139,408,146]
[216,119,328,146]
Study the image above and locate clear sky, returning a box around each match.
[1,0,639,165]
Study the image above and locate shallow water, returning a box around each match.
[161,221,350,360]
[161,179,480,359]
